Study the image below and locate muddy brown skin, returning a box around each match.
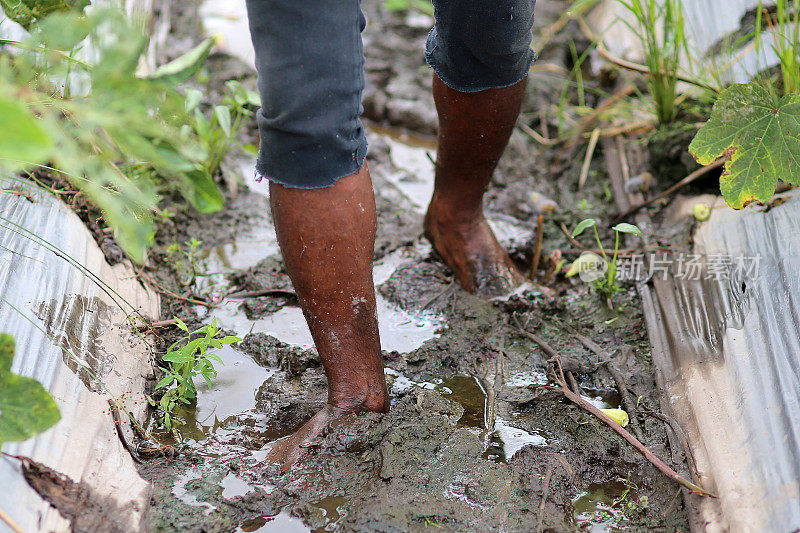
[266,74,528,470]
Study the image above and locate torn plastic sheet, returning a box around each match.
[0,178,159,532]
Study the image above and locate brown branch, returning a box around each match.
[552,362,715,497]
[615,157,727,221]
[134,318,179,332]
[511,315,559,359]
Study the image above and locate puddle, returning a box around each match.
[580,388,622,411]
[208,291,441,353]
[384,367,438,396]
[437,375,547,461]
[194,345,276,423]
[236,512,310,533]
[221,472,253,500]
[171,469,216,515]
[573,479,645,532]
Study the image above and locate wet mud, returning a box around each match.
[135,1,692,531]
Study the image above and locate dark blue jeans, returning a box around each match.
[246,0,536,189]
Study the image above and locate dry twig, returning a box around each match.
[615,157,728,221]
[551,361,715,497]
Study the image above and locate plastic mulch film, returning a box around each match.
[0,178,159,532]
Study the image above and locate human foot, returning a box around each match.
[424,199,526,297]
[266,388,388,472]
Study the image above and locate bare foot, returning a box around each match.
[424,200,526,297]
[266,388,388,472]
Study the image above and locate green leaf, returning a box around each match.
[155,374,175,389]
[174,317,189,333]
[571,218,596,238]
[611,223,643,236]
[214,105,232,137]
[0,0,90,30]
[184,89,203,113]
[0,96,53,169]
[162,351,193,364]
[218,336,240,345]
[146,37,214,85]
[689,82,800,209]
[0,334,61,447]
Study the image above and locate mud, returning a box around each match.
[133,0,692,531]
[19,457,145,533]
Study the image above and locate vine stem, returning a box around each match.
[551,362,716,497]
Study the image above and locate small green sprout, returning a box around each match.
[150,318,239,430]
[566,219,643,299]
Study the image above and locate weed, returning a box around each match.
[166,238,204,286]
[616,0,689,123]
[0,7,223,261]
[150,318,239,430]
[759,0,800,95]
[184,80,259,180]
[566,219,643,299]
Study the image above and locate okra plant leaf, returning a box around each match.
[611,223,643,236]
[0,334,61,448]
[689,82,800,209]
[571,218,596,237]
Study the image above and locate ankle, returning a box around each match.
[426,195,484,230]
[329,380,389,414]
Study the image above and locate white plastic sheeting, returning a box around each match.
[644,193,800,532]
[0,178,159,532]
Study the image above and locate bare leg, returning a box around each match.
[267,164,389,471]
[425,74,528,296]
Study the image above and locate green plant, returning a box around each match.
[566,219,643,298]
[689,80,800,208]
[0,0,88,29]
[383,0,434,16]
[0,7,223,261]
[184,80,259,180]
[151,318,239,430]
[0,333,61,448]
[617,0,689,123]
[166,237,204,286]
[760,0,800,95]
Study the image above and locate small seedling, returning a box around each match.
[150,318,239,430]
[566,218,643,299]
[166,238,204,286]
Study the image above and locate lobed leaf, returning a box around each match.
[689,82,800,209]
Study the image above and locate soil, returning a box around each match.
[131,1,695,531]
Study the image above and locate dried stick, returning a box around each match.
[511,315,558,359]
[420,281,455,311]
[578,128,601,192]
[0,506,24,533]
[225,288,296,299]
[616,157,727,221]
[134,318,179,332]
[530,214,545,281]
[552,362,715,497]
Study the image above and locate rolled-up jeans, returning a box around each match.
[246,0,536,189]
